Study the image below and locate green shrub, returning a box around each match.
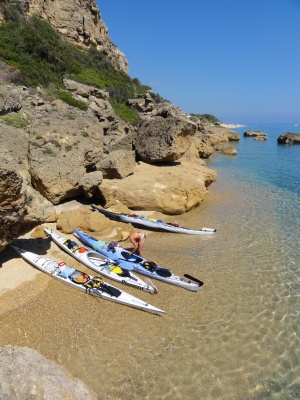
[0,112,28,128]
[56,91,88,110]
[43,146,53,155]
[191,113,220,124]
[111,101,140,125]
[0,13,165,124]
[65,144,73,151]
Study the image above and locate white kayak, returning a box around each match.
[44,228,157,294]
[74,228,204,292]
[11,246,165,316]
[91,205,216,235]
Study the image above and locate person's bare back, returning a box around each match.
[128,230,146,257]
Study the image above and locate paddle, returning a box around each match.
[184,274,204,287]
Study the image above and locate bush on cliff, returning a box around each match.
[0,11,149,124]
[191,113,220,124]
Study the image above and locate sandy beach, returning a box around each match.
[220,123,245,129]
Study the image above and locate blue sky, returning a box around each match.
[97,1,300,123]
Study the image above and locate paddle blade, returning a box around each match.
[184,274,204,287]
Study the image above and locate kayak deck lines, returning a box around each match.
[10,245,165,316]
[44,228,157,294]
[73,228,204,292]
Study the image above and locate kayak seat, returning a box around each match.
[110,265,131,277]
[69,271,90,284]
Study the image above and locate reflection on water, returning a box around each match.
[1,171,299,400]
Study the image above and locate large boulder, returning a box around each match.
[28,100,104,204]
[221,146,238,156]
[127,92,155,113]
[135,115,197,163]
[98,160,217,214]
[185,133,214,159]
[277,132,300,144]
[97,149,136,179]
[0,123,53,251]
[0,85,22,114]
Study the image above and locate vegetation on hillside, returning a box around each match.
[0,8,159,124]
[191,113,220,124]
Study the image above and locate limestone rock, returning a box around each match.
[98,161,217,214]
[200,124,232,149]
[135,115,197,163]
[97,150,136,179]
[0,124,53,251]
[127,92,155,113]
[277,132,300,144]
[0,86,22,114]
[0,345,98,400]
[2,0,128,73]
[102,121,134,154]
[78,171,103,198]
[226,130,240,141]
[56,206,125,237]
[244,130,268,140]
[221,146,238,156]
[185,133,214,159]
[63,78,109,101]
[28,99,104,204]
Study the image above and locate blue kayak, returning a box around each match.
[73,228,204,292]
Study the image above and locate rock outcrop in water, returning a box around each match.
[244,130,268,141]
[277,132,300,144]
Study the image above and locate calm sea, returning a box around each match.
[148,122,300,399]
[1,123,299,399]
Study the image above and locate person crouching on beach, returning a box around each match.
[120,230,146,258]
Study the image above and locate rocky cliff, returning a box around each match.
[0,58,240,252]
[0,0,128,73]
[0,1,241,250]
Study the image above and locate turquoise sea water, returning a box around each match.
[215,123,300,196]
[149,122,300,399]
[197,122,300,399]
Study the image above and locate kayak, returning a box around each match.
[11,246,165,315]
[91,205,216,235]
[44,228,157,294]
[73,228,204,292]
